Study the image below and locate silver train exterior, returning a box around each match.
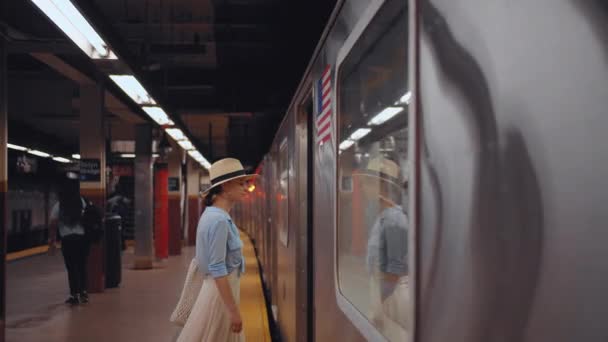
[233,0,608,341]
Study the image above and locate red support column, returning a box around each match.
[168,194,182,255]
[154,163,169,259]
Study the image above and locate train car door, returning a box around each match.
[295,95,314,342]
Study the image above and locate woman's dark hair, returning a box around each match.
[58,180,82,225]
[204,185,223,206]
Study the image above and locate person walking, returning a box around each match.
[48,178,90,305]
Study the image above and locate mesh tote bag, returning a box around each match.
[170,258,204,326]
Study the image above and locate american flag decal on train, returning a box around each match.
[315,65,333,145]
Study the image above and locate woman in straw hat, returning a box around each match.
[353,156,409,338]
[177,158,256,342]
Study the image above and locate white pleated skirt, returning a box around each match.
[177,272,245,342]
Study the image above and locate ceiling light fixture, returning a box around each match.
[367,107,404,126]
[52,157,72,163]
[178,140,195,151]
[109,75,156,105]
[28,150,51,158]
[398,91,412,105]
[7,143,28,151]
[349,128,372,141]
[165,128,186,141]
[142,106,174,126]
[30,0,116,59]
[339,140,355,151]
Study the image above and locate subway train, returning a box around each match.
[232,0,608,341]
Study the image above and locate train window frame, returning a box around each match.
[333,0,415,340]
[278,137,289,247]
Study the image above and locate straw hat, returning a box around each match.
[352,157,406,188]
[202,158,257,195]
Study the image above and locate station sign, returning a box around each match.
[168,177,180,192]
[80,159,101,182]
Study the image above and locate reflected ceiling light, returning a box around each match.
[142,106,174,126]
[399,91,412,105]
[165,128,186,141]
[52,157,72,163]
[349,128,372,141]
[367,107,404,126]
[109,75,156,105]
[72,154,81,160]
[7,143,28,151]
[120,153,136,158]
[339,139,355,151]
[28,150,51,158]
[30,0,116,59]
[178,140,195,151]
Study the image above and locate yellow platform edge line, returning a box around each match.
[6,245,51,261]
[240,232,272,342]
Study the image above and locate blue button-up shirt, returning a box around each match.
[366,205,408,275]
[196,206,245,278]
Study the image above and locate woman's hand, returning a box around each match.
[229,309,243,333]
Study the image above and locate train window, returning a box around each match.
[336,0,410,341]
[278,138,289,246]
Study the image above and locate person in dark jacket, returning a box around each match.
[48,178,90,305]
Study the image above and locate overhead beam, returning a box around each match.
[30,53,144,123]
[8,40,79,54]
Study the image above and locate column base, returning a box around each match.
[87,243,105,293]
[133,257,154,270]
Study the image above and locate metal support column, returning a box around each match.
[133,124,154,269]
[80,83,106,293]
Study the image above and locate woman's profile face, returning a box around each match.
[222,178,250,202]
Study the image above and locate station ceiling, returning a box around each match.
[1,0,337,167]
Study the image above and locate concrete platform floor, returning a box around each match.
[6,233,270,342]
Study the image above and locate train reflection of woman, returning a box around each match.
[48,175,90,306]
[177,158,256,342]
[355,157,410,335]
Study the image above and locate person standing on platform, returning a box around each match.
[48,176,90,305]
[177,158,256,342]
[356,157,410,337]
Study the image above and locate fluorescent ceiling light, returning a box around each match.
[188,150,211,169]
[166,128,186,141]
[367,107,404,126]
[398,91,412,105]
[109,75,156,105]
[349,128,372,141]
[72,154,81,159]
[28,150,51,158]
[8,143,28,151]
[178,140,195,151]
[30,0,116,59]
[53,157,72,163]
[339,140,355,151]
[142,106,174,126]
[120,153,136,158]
[188,150,202,160]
